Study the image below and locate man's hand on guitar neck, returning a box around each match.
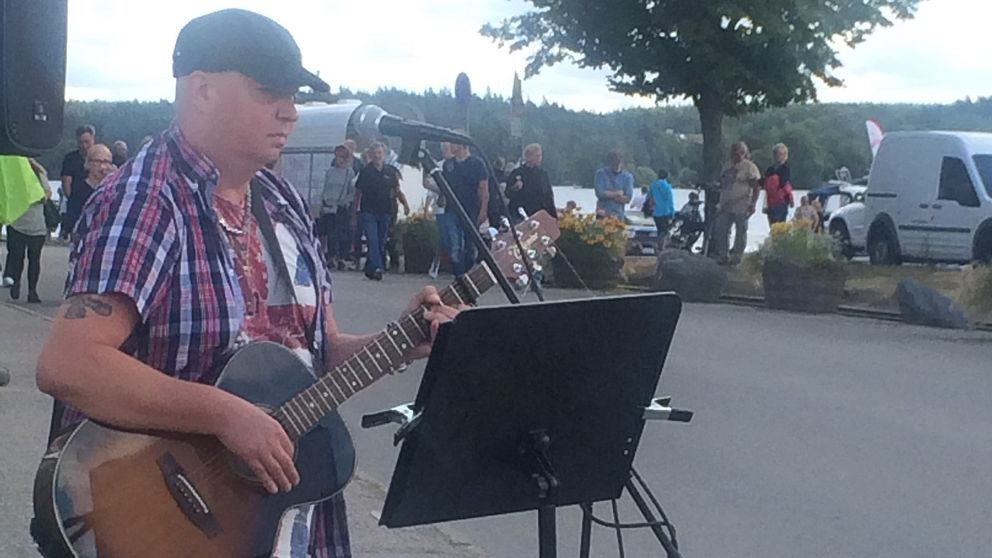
[404,285,466,360]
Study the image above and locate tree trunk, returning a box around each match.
[695,97,724,185]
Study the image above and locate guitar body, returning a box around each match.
[32,342,356,558]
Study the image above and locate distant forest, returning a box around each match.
[41,90,992,191]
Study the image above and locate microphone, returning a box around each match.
[350,104,472,145]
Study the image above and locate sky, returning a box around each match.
[67,0,992,113]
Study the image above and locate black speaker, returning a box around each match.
[0,0,67,156]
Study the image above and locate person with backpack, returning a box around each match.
[646,169,676,249]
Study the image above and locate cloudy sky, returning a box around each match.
[67,0,992,113]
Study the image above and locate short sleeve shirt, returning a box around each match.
[355,164,399,215]
[447,155,487,218]
[718,159,761,214]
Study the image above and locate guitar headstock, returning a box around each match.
[490,210,561,283]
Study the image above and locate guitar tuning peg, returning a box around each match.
[515,274,530,288]
[531,263,543,273]
[541,235,551,246]
[495,240,507,250]
[513,263,524,274]
[527,249,537,260]
[517,208,528,219]
[547,246,558,258]
[529,220,540,230]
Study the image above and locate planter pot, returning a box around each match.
[552,252,623,290]
[402,231,436,274]
[761,261,847,313]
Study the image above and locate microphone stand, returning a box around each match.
[402,141,521,304]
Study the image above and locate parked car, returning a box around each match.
[625,211,659,256]
[820,182,868,259]
[856,131,992,265]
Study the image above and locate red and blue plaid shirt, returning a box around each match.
[63,123,350,557]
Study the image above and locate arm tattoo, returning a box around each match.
[64,295,114,320]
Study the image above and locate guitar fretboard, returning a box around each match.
[272,262,498,439]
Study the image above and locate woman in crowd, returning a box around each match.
[3,159,52,303]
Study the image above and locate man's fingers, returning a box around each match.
[273,446,301,487]
[261,453,293,493]
[250,459,278,494]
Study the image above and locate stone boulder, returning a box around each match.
[896,278,971,330]
[652,249,727,302]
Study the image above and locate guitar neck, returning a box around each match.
[272,262,498,440]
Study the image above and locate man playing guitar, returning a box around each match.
[35,9,459,557]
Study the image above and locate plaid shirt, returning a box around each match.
[63,123,350,557]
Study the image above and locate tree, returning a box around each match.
[482,0,920,183]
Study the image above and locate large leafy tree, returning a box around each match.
[483,0,920,182]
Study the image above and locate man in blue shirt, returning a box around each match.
[443,142,489,277]
[594,150,634,219]
[648,169,676,249]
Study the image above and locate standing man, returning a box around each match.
[444,141,489,277]
[648,169,676,249]
[594,149,634,219]
[34,10,458,558]
[59,125,96,238]
[353,141,403,280]
[320,145,356,270]
[111,140,129,168]
[506,143,557,222]
[712,142,761,264]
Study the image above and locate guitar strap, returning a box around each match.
[250,178,321,369]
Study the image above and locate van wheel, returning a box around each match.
[868,227,900,265]
[830,221,855,260]
[975,232,992,264]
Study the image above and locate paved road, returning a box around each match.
[6,245,992,557]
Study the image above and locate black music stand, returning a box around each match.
[371,293,682,558]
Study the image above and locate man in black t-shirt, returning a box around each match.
[443,142,489,277]
[353,141,402,280]
[507,143,557,222]
[59,125,96,239]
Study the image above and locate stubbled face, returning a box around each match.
[450,143,468,159]
[208,72,299,168]
[85,145,114,182]
[78,132,95,155]
[370,146,386,166]
[525,147,543,167]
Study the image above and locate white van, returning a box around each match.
[861,131,992,264]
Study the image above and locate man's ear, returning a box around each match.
[178,71,214,114]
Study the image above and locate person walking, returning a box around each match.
[3,159,50,302]
[648,169,676,250]
[353,141,402,280]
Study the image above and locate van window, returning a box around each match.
[974,155,992,198]
[938,157,980,207]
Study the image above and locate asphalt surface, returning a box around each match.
[3,244,992,557]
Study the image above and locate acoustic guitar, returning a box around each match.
[32,211,559,558]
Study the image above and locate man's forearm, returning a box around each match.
[39,344,243,436]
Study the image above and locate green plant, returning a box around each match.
[743,221,846,275]
[397,214,437,274]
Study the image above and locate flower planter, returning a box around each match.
[761,261,847,313]
[399,218,438,274]
[551,251,623,290]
